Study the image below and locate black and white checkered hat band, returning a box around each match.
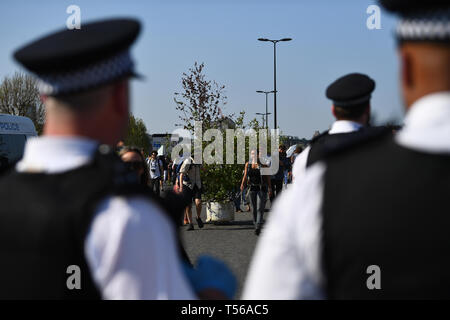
[37,51,134,95]
[396,8,450,42]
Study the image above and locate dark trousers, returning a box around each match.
[270,179,283,203]
[150,177,161,197]
[250,190,267,229]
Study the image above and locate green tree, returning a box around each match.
[174,62,276,203]
[124,113,150,156]
[0,72,45,135]
[200,111,262,202]
[174,62,227,134]
[174,62,232,202]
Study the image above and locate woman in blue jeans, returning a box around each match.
[240,150,272,235]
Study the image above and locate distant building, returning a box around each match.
[148,133,180,156]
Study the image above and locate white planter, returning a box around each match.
[206,201,235,223]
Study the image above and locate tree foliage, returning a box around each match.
[201,112,260,202]
[0,72,45,134]
[174,62,273,203]
[124,113,150,156]
[174,62,227,133]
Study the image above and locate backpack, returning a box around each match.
[175,157,191,186]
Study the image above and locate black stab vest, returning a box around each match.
[322,135,450,299]
[0,146,187,299]
[307,126,389,167]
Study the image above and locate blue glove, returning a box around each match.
[182,255,237,299]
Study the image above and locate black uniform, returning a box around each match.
[322,131,450,298]
[320,0,450,298]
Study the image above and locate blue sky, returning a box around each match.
[0,0,404,138]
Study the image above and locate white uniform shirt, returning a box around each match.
[16,137,196,300]
[242,91,450,299]
[292,120,363,182]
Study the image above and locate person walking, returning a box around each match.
[120,146,195,266]
[270,144,290,204]
[157,154,167,190]
[147,150,163,196]
[167,157,173,185]
[178,156,204,231]
[241,150,272,236]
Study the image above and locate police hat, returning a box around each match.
[325,73,375,108]
[379,0,450,43]
[13,18,142,96]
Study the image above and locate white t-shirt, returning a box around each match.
[147,158,163,179]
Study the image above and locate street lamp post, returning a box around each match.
[256,90,275,129]
[257,37,292,130]
[256,112,271,129]
[255,113,265,128]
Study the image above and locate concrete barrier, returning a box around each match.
[206,201,235,223]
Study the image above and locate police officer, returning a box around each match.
[0,18,235,299]
[243,0,450,299]
[292,73,376,181]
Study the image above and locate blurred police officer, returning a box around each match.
[292,73,376,182]
[0,18,235,299]
[244,0,450,299]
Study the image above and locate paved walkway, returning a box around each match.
[179,202,271,299]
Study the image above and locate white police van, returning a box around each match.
[0,114,37,168]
